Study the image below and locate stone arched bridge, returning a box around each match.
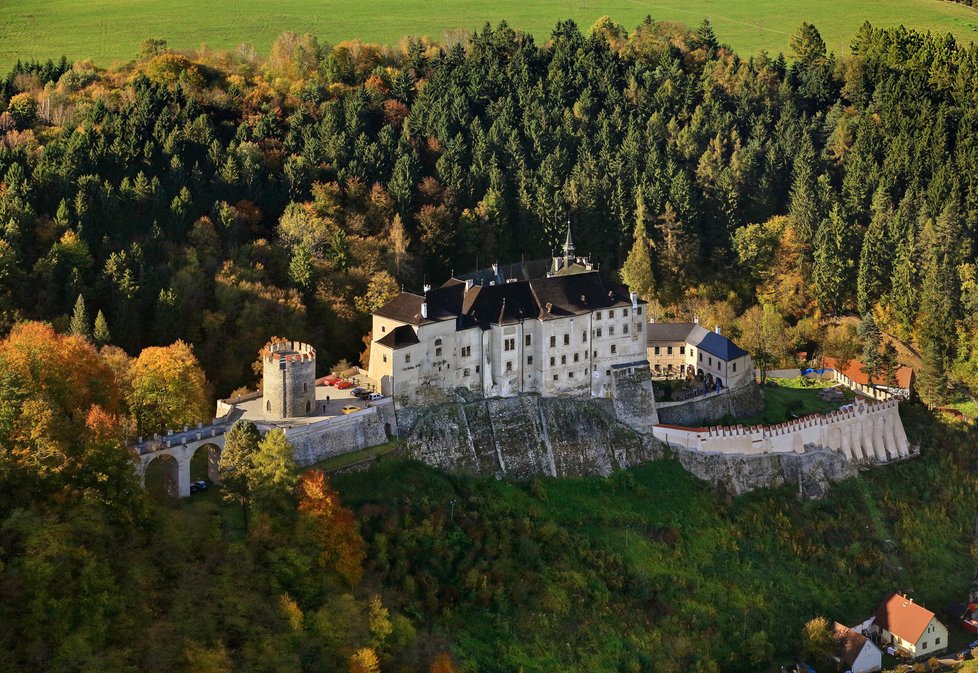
[131,424,228,498]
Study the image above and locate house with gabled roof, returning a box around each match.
[832,621,882,673]
[822,357,914,401]
[367,225,649,403]
[869,592,948,660]
[645,320,754,389]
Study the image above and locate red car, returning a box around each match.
[324,376,341,386]
[335,380,354,389]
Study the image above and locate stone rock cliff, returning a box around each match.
[406,395,661,479]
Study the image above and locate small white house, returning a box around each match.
[870,593,948,660]
[832,622,882,673]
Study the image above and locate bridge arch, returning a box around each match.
[144,453,181,499]
[190,442,223,485]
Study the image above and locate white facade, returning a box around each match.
[368,270,648,405]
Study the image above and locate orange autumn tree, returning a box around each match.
[0,321,133,497]
[297,469,366,587]
[429,653,460,673]
[127,340,210,435]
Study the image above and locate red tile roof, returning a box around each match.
[823,357,914,391]
[873,593,936,644]
[833,622,875,667]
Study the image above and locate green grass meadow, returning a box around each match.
[3,0,978,71]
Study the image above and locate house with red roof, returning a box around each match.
[822,357,914,401]
[869,592,947,660]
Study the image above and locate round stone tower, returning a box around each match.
[262,340,317,419]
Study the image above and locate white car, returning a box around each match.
[367,392,383,401]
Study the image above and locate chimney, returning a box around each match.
[630,291,638,309]
[694,316,699,324]
[465,278,474,291]
[421,302,428,319]
[715,325,721,335]
[423,283,431,293]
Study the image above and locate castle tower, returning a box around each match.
[262,340,317,419]
[563,221,575,266]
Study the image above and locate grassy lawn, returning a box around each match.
[738,378,854,426]
[3,0,978,71]
[946,400,978,420]
[307,439,402,472]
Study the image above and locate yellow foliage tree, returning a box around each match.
[348,648,380,673]
[128,340,210,435]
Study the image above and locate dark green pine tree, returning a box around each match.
[811,204,858,315]
[788,136,827,257]
[858,313,883,382]
[69,294,91,341]
[856,188,894,315]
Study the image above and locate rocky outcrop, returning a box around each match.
[656,383,763,427]
[405,395,661,479]
[673,444,857,498]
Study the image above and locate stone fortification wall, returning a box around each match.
[653,399,910,464]
[674,446,857,498]
[286,405,390,467]
[263,341,317,419]
[611,364,659,433]
[406,395,661,479]
[656,383,763,427]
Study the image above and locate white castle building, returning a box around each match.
[368,227,649,403]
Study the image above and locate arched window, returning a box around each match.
[266,400,271,412]
[435,338,442,346]
[303,382,307,392]
[306,400,311,413]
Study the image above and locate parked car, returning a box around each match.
[190,480,208,493]
[324,376,341,385]
[335,380,354,389]
[353,390,372,400]
[367,392,383,401]
[341,405,360,414]
[349,387,366,396]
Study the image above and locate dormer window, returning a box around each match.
[435,338,442,346]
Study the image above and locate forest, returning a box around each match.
[2,15,978,673]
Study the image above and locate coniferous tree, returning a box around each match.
[811,204,857,314]
[93,310,111,347]
[69,294,91,341]
[620,189,656,301]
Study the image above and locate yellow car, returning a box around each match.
[341,405,360,414]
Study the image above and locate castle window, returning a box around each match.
[525,334,531,347]
[563,334,570,346]
[654,346,660,355]
[306,400,311,412]
[611,345,617,354]
[550,356,555,367]
[638,323,643,332]
[406,354,411,363]
[461,346,471,357]
[550,336,556,348]
[680,346,685,355]
[266,400,271,412]
[527,356,534,365]
[504,338,515,351]
[698,352,702,362]
[708,357,712,366]
[476,365,480,373]
[573,353,579,363]
[304,382,307,392]
[623,324,629,335]
[436,347,442,357]
[593,350,597,358]
[637,307,643,316]
[585,368,588,375]
[623,308,629,317]
[733,362,737,372]
[464,368,470,376]
[609,326,615,336]
[435,338,442,346]
[553,374,558,381]
[582,331,587,342]
[506,361,513,372]
[595,328,602,338]
[569,371,574,379]
[596,311,602,320]
[609,310,615,318]
[383,354,388,363]
[561,355,567,365]
[381,326,386,333]
[606,369,611,376]
[667,346,672,355]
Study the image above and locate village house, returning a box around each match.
[367,227,649,403]
[645,321,754,389]
[822,357,914,401]
[869,592,948,660]
[832,622,882,673]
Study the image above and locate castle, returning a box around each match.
[367,226,650,403]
